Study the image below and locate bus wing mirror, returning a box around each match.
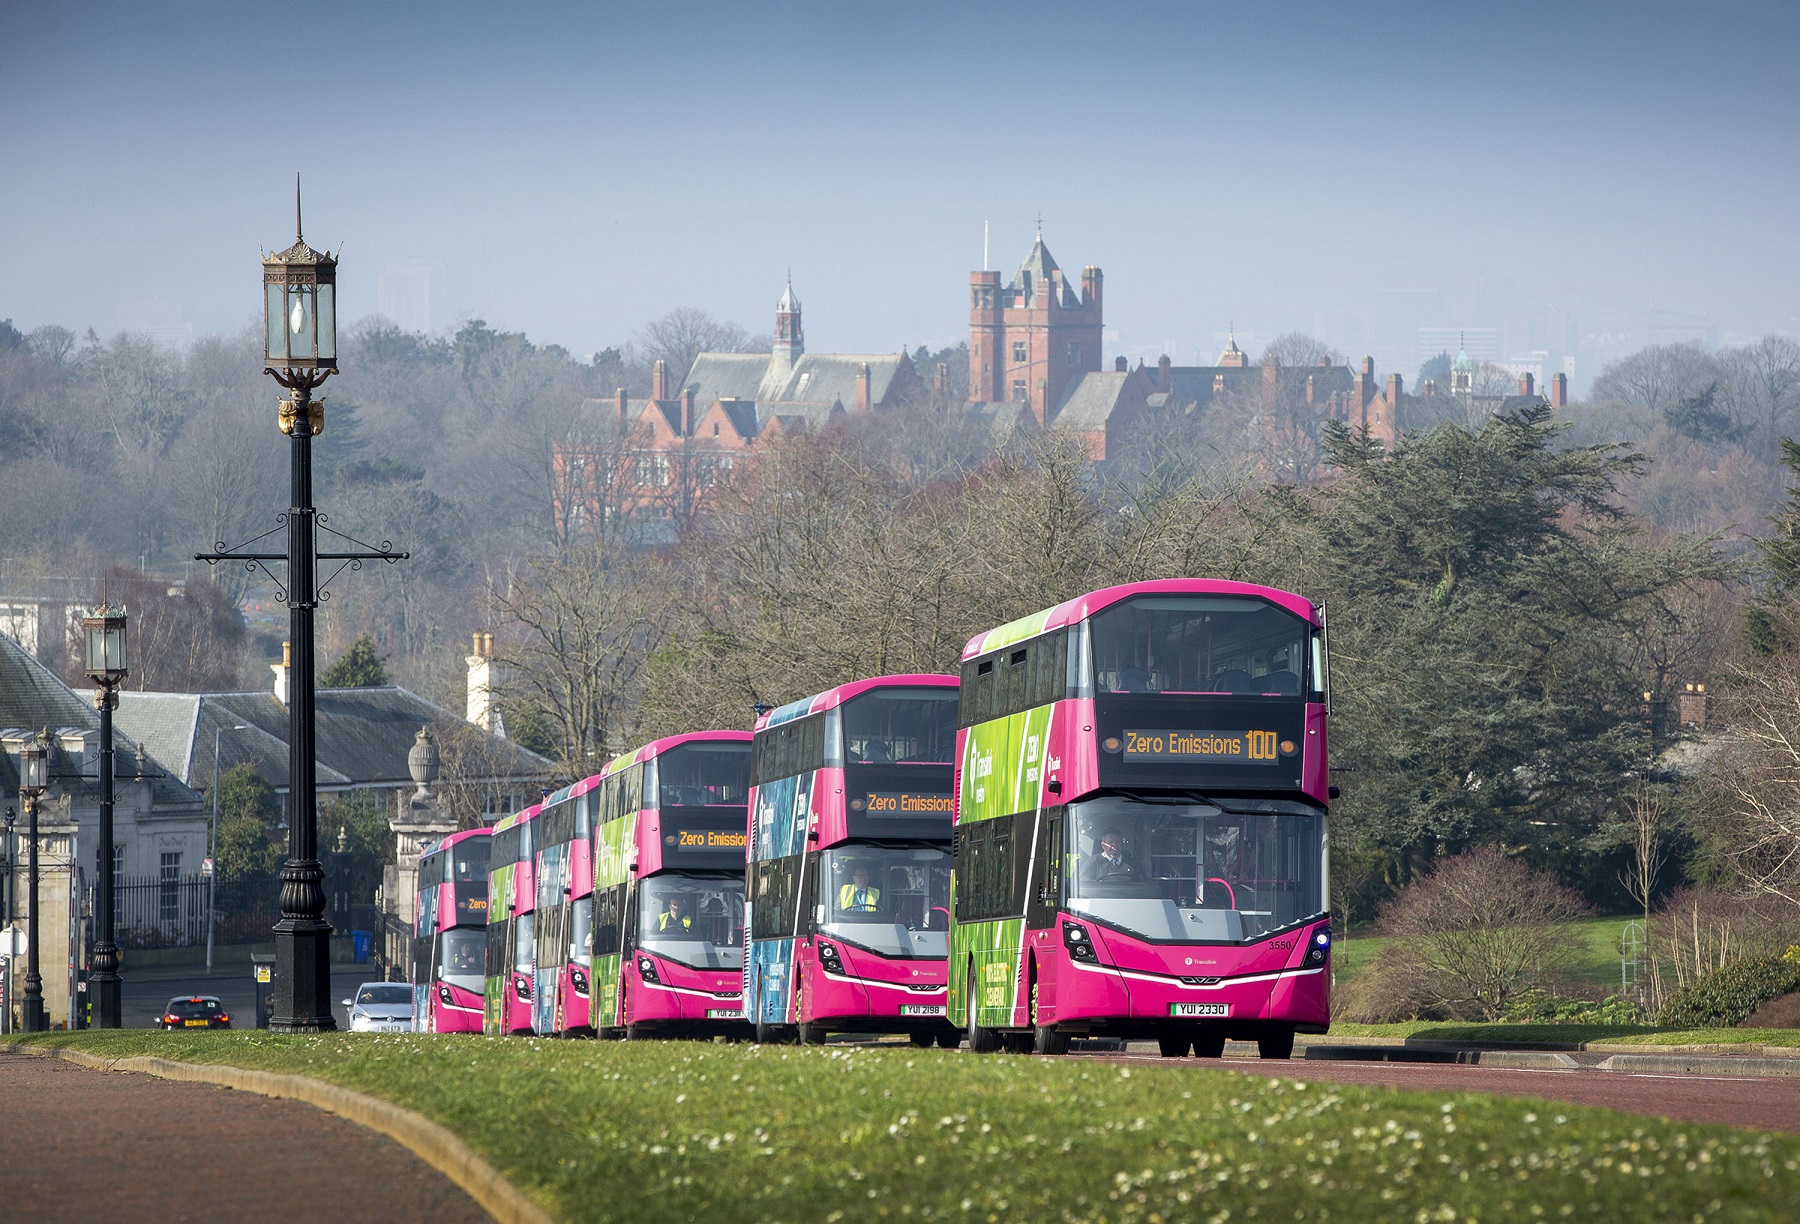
[1328,785,1341,800]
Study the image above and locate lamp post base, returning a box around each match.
[90,970,122,1030]
[269,919,336,1033]
[22,977,45,1034]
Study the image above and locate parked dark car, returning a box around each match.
[159,995,231,1030]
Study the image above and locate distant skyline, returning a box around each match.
[5,1,1797,388]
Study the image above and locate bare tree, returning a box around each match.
[1618,781,1672,1009]
[1591,343,1717,418]
[1259,332,1341,369]
[1379,847,1590,1019]
[636,308,757,386]
[1701,652,1800,909]
[494,541,673,767]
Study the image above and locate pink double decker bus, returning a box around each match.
[532,775,598,1035]
[412,827,491,1033]
[590,732,752,1039]
[484,803,540,1036]
[948,580,1332,1059]
[744,675,961,1046]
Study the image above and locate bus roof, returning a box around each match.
[538,769,608,812]
[962,580,1320,660]
[753,673,959,733]
[598,729,754,778]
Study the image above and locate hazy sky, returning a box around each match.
[4,1,1797,377]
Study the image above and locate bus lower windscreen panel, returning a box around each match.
[1064,797,1325,942]
[439,928,485,993]
[638,872,745,969]
[817,844,950,958]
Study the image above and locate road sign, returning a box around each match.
[202,857,215,879]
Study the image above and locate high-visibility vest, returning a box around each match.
[658,912,692,932]
[839,883,880,912]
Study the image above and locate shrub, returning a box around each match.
[1378,847,1590,1020]
[1501,989,1649,1025]
[1656,954,1800,1028]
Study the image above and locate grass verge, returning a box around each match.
[14,1031,1800,1222]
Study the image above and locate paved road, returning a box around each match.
[1104,1051,1800,1135]
[121,963,395,1031]
[0,1052,490,1223]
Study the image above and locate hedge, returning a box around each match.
[1656,949,1800,1028]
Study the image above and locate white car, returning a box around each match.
[343,982,415,1032]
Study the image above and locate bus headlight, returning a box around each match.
[637,956,660,984]
[1063,922,1096,962]
[514,975,532,1001]
[817,941,844,974]
[438,984,454,1004]
[572,967,590,995]
[1308,929,1331,964]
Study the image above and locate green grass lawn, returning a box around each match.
[16,1031,1800,1222]
[1333,913,1639,993]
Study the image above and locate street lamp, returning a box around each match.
[207,717,250,976]
[82,603,127,1029]
[263,177,338,1032]
[198,179,403,1031]
[18,733,49,1033]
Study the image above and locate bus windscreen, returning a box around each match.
[657,742,751,808]
[638,873,745,969]
[1090,596,1316,698]
[842,689,958,764]
[1064,797,1325,941]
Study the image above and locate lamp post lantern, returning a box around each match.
[18,733,48,1032]
[198,178,404,1031]
[82,604,127,1028]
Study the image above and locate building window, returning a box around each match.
[160,852,182,921]
[1068,342,1082,366]
[1012,341,1028,363]
[1011,379,1028,402]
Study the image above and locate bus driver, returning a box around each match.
[839,867,881,913]
[1083,828,1139,883]
[658,896,694,933]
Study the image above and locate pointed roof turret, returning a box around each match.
[777,271,800,314]
[1009,230,1080,308]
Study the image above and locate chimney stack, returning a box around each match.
[271,640,291,705]
[652,359,669,401]
[856,363,872,413]
[1157,354,1171,391]
[467,631,505,737]
[1519,372,1535,397]
[681,386,695,434]
[616,387,628,422]
[1388,372,1403,404]
[1114,355,1127,372]
[1549,372,1568,408]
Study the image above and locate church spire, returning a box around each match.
[773,271,804,364]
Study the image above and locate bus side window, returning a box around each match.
[1007,648,1029,715]
[1040,810,1062,902]
[593,887,621,956]
[972,658,996,726]
[802,850,820,932]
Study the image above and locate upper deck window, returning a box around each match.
[1088,595,1317,699]
[842,688,958,765]
[452,839,489,884]
[658,741,751,808]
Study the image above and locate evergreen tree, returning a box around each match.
[1746,438,1800,655]
[214,764,283,879]
[320,633,390,687]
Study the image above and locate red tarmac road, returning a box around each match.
[1112,1053,1800,1135]
[0,1053,491,1223]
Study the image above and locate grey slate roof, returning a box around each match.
[1008,237,1082,309]
[757,400,845,431]
[114,685,554,796]
[1052,372,1139,431]
[0,633,204,807]
[683,352,912,415]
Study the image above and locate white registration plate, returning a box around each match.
[706,1008,742,1019]
[1169,1003,1229,1018]
[899,1004,945,1016]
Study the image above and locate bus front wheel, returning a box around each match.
[1258,1029,1295,1060]
[1194,1030,1227,1058]
[1031,980,1068,1056]
[1157,1037,1191,1058]
[965,965,1000,1053]
[798,1021,827,1045]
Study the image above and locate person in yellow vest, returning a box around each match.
[839,867,881,914]
[658,896,694,933]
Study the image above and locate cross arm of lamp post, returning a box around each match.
[195,516,408,602]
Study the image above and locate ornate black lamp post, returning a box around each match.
[82,605,127,1028]
[18,734,48,1033]
[198,179,405,1031]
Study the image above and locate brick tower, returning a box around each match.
[773,273,804,367]
[968,228,1103,424]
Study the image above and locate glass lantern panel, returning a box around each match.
[315,282,335,361]
[21,747,47,790]
[83,624,102,671]
[288,284,313,360]
[266,282,288,364]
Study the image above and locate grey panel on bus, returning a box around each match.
[1069,898,1244,942]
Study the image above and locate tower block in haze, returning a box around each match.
[968,230,1104,425]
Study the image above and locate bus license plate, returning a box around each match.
[899,1004,945,1016]
[705,1008,741,1019]
[1169,1003,1229,1018]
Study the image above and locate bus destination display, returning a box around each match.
[850,791,954,817]
[1111,729,1293,764]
